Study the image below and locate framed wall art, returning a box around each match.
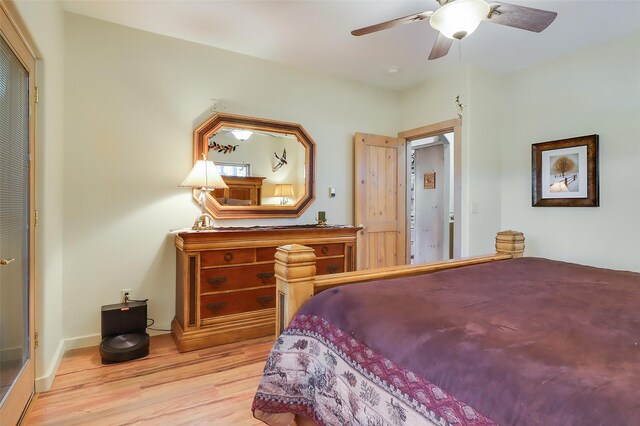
[424,172,436,189]
[531,134,599,207]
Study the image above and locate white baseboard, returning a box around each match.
[63,333,101,351]
[34,326,172,392]
[35,339,64,393]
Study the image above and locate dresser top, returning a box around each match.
[174,224,362,250]
[174,224,358,234]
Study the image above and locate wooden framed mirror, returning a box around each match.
[192,113,316,219]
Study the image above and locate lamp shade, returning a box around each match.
[274,184,295,197]
[430,0,490,40]
[180,160,228,189]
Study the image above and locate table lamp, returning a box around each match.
[181,159,228,230]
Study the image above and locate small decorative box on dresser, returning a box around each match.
[172,225,361,352]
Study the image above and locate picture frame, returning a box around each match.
[532,134,599,207]
[424,172,436,189]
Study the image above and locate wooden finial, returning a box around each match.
[274,244,316,337]
[495,230,525,258]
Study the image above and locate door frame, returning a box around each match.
[399,118,462,263]
[0,1,37,424]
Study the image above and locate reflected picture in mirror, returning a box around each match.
[191,113,316,219]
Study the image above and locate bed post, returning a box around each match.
[495,230,525,258]
[274,244,317,337]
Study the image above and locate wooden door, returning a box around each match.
[354,133,406,269]
[0,3,36,425]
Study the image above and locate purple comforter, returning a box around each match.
[254,257,640,425]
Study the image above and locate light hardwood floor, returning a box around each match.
[24,334,274,425]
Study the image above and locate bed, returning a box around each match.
[251,231,640,425]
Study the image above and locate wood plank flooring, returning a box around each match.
[24,334,274,425]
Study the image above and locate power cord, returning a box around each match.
[125,297,149,303]
[122,297,171,332]
[146,318,171,332]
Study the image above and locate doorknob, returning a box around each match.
[0,258,15,265]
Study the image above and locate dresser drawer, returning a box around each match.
[201,264,276,293]
[200,288,275,319]
[307,243,344,257]
[201,248,255,266]
[256,246,278,262]
[316,257,344,275]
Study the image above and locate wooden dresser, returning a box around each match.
[172,225,360,352]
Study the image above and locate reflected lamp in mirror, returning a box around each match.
[274,184,295,205]
[180,160,228,230]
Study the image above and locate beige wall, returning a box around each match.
[11,0,66,390]
[63,13,401,339]
[499,31,640,271]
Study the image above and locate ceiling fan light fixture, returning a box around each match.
[430,0,490,40]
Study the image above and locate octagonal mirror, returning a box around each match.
[192,113,316,219]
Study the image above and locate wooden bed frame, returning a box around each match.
[275,230,524,336]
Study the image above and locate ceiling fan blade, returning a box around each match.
[351,11,433,36]
[428,32,453,60]
[486,2,557,33]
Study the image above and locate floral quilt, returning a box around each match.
[253,315,495,426]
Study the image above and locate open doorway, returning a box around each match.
[409,133,454,263]
[399,119,461,264]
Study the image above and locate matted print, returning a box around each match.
[532,135,599,207]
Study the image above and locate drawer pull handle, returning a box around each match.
[207,276,228,288]
[256,272,275,283]
[256,295,274,308]
[223,252,234,262]
[206,302,226,314]
[326,265,339,274]
[321,246,330,255]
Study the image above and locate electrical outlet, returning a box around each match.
[121,288,132,303]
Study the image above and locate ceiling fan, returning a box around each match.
[351,0,557,60]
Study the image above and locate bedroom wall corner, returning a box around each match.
[400,65,503,257]
[499,30,640,271]
[465,67,503,256]
[10,0,66,391]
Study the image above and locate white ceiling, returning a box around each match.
[61,0,640,91]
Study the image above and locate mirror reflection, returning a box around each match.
[192,113,316,219]
[206,126,307,206]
